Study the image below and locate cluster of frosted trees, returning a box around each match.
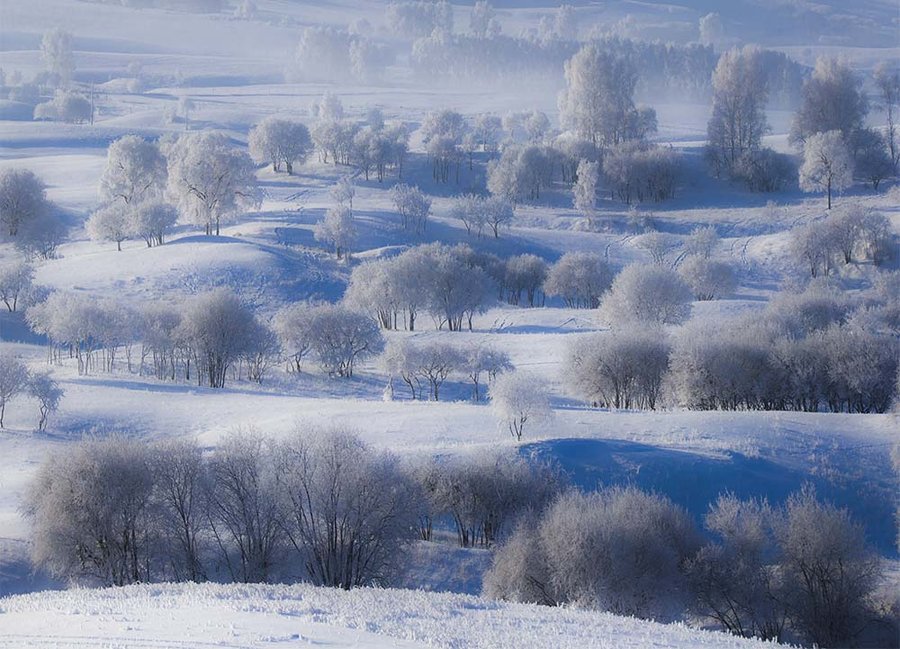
[568,281,899,414]
[26,430,418,588]
[707,50,897,198]
[408,450,562,547]
[87,131,261,249]
[0,168,67,258]
[0,352,62,430]
[790,205,892,276]
[310,94,409,182]
[485,486,889,647]
[291,26,393,84]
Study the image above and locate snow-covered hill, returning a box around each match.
[0,581,780,649]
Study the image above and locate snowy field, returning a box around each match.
[1,0,899,647]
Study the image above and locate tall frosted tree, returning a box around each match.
[791,57,868,146]
[100,135,168,206]
[573,159,599,223]
[874,62,900,171]
[799,130,853,209]
[706,46,769,172]
[40,28,75,87]
[558,44,655,147]
[165,131,260,236]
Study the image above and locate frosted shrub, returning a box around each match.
[678,257,737,300]
[26,436,156,587]
[543,252,612,308]
[684,225,719,259]
[599,263,693,326]
[567,329,670,410]
[486,486,700,621]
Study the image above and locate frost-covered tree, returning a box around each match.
[314,204,355,261]
[165,131,261,235]
[0,351,29,428]
[505,254,547,306]
[100,135,168,206]
[330,176,355,212]
[543,252,612,309]
[303,304,384,377]
[28,371,62,431]
[474,113,502,155]
[799,130,853,209]
[0,257,35,312]
[274,429,417,589]
[852,128,892,190]
[465,344,512,401]
[778,488,882,647]
[390,183,431,234]
[573,159,599,223]
[25,436,156,586]
[469,0,496,38]
[602,142,679,204]
[176,288,258,388]
[489,371,551,441]
[678,257,737,300]
[874,62,900,171]
[87,203,130,251]
[706,46,769,172]
[567,329,670,410]
[698,12,724,47]
[129,201,178,247]
[40,28,75,87]
[483,195,515,238]
[791,57,868,146]
[487,145,554,203]
[423,243,493,331]
[635,231,679,265]
[600,263,693,326]
[559,44,655,146]
[380,339,465,401]
[448,193,485,237]
[205,433,284,583]
[248,117,311,175]
[0,168,51,238]
[420,109,466,183]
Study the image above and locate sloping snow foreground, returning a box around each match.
[0,582,778,649]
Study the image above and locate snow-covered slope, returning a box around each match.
[0,582,780,649]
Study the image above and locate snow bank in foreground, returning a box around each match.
[0,582,781,649]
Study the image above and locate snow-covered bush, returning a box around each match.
[489,371,551,441]
[684,225,718,259]
[600,263,693,326]
[26,436,157,586]
[678,257,737,300]
[602,141,680,204]
[504,254,547,306]
[33,91,91,124]
[273,429,418,588]
[418,450,562,548]
[485,486,700,620]
[248,117,311,174]
[543,252,612,309]
[567,329,670,410]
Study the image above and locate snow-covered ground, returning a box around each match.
[0,581,781,648]
[1,0,899,646]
